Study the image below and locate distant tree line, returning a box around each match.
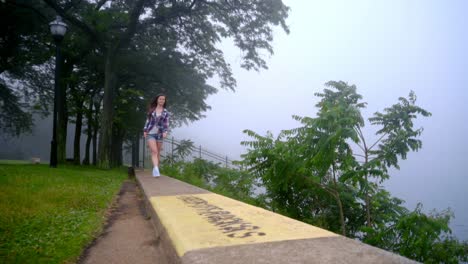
[0,0,289,168]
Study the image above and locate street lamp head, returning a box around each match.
[49,16,68,42]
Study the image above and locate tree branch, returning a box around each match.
[5,0,49,22]
[115,0,146,53]
[42,0,103,47]
[95,0,108,10]
[300,175,337,198]
[64,0,82,12]
[369,132,387,151]
[188,0,199,9]
[355,126,367,152]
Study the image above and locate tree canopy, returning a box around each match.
[1,0,289,167]
[38,0,289,168]
[0,1,52,136]
[241,82,467,262]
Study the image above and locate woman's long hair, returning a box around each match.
[147,94,167,118]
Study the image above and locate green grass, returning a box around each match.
[0,163,127,264]
[0,160,32,164]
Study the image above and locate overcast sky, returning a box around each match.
[173,0,468,240]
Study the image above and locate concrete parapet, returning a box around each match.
[135,170,418,264]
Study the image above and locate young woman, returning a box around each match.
[143,94,170,177]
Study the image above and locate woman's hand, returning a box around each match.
[162,132,167,139]
[144,132,147,138]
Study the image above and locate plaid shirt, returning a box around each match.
[143,109,170,134]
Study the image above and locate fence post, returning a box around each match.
[132,134,137,167]
[171,137,174,165]
[142,136,145,169]
[225,156,228,168]
[199,145,202,159]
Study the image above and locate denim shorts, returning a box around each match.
[147,133,163,142]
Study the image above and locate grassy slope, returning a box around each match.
[0,163,127,264]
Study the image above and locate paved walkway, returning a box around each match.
[78,181,170,264]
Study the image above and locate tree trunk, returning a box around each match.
[334,191,346,236]
[111,124,124,167]
[97,52,116,169]
[83,97,93,165]
[132,134,139,167]
[73,99,84,165]
[94,0,145,169]
[330,164,346,236]
[365,174,372,227]
[92,101,99,166]
[82,99,93,165]
[364,148,372,228]
[92,128,98,165]
[83,131,91,165]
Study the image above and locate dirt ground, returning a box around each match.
[77,181,169,264]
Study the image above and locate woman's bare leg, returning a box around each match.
[156,141,164,166]
[147,139,159,168]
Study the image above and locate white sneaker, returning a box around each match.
[153,167,160,177]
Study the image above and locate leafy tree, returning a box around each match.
[4,1,288,167]
[364,204,468,263]
[82,91,101,165]
[0,83,33,136]
[42,0,290,169]
[162,158,256,205]
[55,24,99,163]
[353,90,432,228]
[171,139,195,162]
[294,81,366,234]
[1,1,103,163]
[240,81,468,262]
[242,82,366,235]
[0,1,52,136]
[110,44,219,166]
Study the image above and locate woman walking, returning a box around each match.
[143,94,170,177]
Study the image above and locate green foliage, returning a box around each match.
[5,1,290,168]
[369,91,432,169]
[161,160,209,189]
[212,167,256,203]
[0,1,52,136]
[240,81,466,261]
[429,237,468,263]
[161,159,257,206]
[0,163,127,264]
[363,204,467,263]
[34,0,290,168]
[165,139,195,164]
[0,83,33,136]
[240,129,310,213]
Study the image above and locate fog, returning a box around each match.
[1,0,466,241]
[172,0,468,240]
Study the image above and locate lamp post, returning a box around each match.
[49,16,68,167]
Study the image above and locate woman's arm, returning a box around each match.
[143,117,150,133]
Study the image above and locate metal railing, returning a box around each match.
[138,136,239,169]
